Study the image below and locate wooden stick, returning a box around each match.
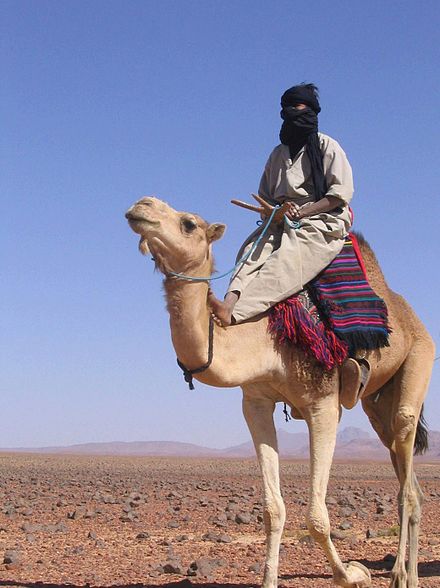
[251,193,272,209]
[230,199,262,213]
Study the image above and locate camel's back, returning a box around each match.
[357,233,432,359]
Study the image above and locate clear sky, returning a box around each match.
[2,0,439,448]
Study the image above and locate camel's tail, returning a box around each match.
[414,404,429,455]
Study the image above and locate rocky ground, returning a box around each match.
[0,454,439,587]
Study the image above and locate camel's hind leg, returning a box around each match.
[362,338,434,588]
[302,393,371,588]
[242,393,286,588]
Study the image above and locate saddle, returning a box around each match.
[268,233,390,373]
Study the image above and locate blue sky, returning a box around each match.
[2,0,439,448]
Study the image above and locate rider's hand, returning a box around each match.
[284,202,302,221]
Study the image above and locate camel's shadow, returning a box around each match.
[0,581,259,588]
[358,558,440,577]
[1,562,440,588]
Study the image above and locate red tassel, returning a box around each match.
[269,297,348,371]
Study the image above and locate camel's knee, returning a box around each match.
[306,503,330,543]
[263,496,285,534]
[399,485,422,522]
[409,506,421,526]
[393,406,417,445]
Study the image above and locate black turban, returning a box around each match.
[279,83,326,200]
[280,84,321,114]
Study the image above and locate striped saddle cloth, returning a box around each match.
[268,233,390,371]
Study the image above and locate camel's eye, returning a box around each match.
[182,218,197,232]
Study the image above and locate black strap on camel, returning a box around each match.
[177,315,292,423]
[177,316,215,390]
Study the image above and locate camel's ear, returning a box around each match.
[206,223,226,243]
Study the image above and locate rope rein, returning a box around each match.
[168,206,300,283]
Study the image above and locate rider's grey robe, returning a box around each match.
[228,133,354,323]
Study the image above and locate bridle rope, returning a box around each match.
[167,206,291,282]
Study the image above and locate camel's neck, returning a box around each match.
[163,272,212,370]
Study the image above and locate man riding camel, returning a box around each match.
[208,83,369,404]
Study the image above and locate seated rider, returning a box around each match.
[208,83,369,405]
[209,83,353,326]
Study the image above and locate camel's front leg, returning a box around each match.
[242,395,285,588]
[302,395,371,588]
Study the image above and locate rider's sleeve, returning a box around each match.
[322,137,354,204]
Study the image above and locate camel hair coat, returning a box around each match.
[228,132,354,323]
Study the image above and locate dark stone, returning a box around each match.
[217,533,232,543]
[167,520,179,529]
[202,531,219,542]
[187,557,216,579]
[330,529,347,541]
[21,522,41,534]
[3,550,20,565]
[235,512,251,524]
[67,507,86,520]
[163,560,183,574]
[339,521,352,530]
[175,534,188,542]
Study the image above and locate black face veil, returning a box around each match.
[279,84,327,200]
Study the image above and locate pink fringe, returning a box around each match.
[269,296,348,371]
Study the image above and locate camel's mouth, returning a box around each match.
[125,211,160,227]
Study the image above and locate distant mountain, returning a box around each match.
[337,426,371,444]
[1,427,439,461]
[224,430,309,458]
[0,440,221,457]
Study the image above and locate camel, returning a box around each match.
[125,196,435,588]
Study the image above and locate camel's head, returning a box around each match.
[125,196,226,275]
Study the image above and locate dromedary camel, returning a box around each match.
[125,196,435,588]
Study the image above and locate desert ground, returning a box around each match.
[0,454,439,588]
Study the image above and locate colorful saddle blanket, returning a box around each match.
[268,233,390,370]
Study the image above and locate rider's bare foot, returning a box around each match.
[207,289,238,326]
